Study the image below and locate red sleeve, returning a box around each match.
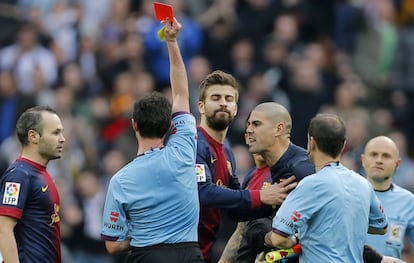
[0,207,23,219]
[249,190,261,208]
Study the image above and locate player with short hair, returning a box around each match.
[196,73,297,262]
[219,102,314,263]
[0,105,66,262]
[101,18,203,263]
[266,113,388,263]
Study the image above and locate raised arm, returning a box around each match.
[163,18,189,113]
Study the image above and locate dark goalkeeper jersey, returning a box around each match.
[0,157,61,263]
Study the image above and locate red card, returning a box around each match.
[153,2,174,22]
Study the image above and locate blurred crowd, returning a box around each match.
[0,0,414,262]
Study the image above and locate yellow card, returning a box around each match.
[157,26,166,41]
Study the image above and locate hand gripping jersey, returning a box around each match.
[237,143,314,263]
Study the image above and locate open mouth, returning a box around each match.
[247,137,256,145]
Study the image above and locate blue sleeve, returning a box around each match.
[291,158,315,181]
[169,113,197,162]
[0,168,31,216]
[408,199,414,248]
[272,178,320,237]
[368,186,388,230]
[101,178,129,241]
[197,167,253,209]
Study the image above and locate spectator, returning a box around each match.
[0,22,58,94]
[0,71,36,144]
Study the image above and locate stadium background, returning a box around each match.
[0,0,413,262]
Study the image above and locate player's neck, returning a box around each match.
[264,139,290,167]
[313,154,340,172]
[21,148,49,166]
[199,123,228,144]
[368,177,393,192]
[137,138,164,155]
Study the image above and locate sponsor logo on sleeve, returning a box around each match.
[291,210,301,222]
[103,211,125,231]
[3,182,21,205]
[103,222,125,231]
[195,164,206,182]
[110,211,119,222]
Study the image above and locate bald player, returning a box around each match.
[362,136,414,261]
[220,102,315,263]
[245,103,313,177]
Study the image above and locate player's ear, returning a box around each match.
[197,101,205,115]
[131,119,138,132]
[395,159,402,171]
[275,122,284,136]
[28,129,40,144]
[340,140,346,155]
[309,136,317,151]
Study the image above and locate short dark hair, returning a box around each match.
[132,91,172,138]
[16,106,58,145]
[198,70,239,102]
[308,113,346,158]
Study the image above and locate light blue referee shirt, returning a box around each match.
[366,184,414,258]
[272,163,388,263]
[101,113,199,247]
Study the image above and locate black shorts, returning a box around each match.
[128,242,204,263]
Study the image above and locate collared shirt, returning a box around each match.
[101,112,199,247]
[272,163,388,263]
[366,184,414,258]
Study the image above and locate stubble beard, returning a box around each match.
[39,147,63,161]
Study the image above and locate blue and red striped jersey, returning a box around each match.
[0,157,61,263]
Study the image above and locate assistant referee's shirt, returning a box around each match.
[365,184,414,258]
[272,163,388,263]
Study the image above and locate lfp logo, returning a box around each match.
[195,164,206,183]
[3,182,20,205]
